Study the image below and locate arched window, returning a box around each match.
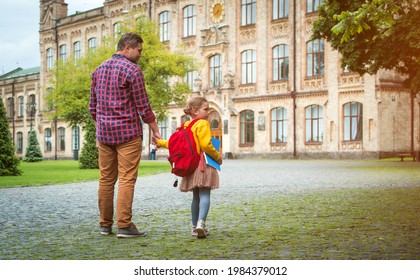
[241,50,257,84]
[159,11,170,42]
[44,128,52,152]
[343,102,363,141]
[273,44,289,80]
[305,104,323,142]
[271,107,288,143]
[158,118,169,139]
[183,5,196,37]
[306,39,324,77]
[240,110,254,145]
[59,44,67,62]
[58,127,65,151]
[18,96,24,117]
[46,47,54,70]
[88,37,97,50]
[209,54,222,88]
[17,132,23,154]
[73,41,81,60]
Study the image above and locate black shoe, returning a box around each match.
[117,224,146,238]
[100,226,112,236]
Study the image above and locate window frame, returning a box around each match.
[209,54,222,88]
[44,128,52,152]
[58,127,65,151]
[271,107,288,144]
[59,44,67,62]
[343,102,363,141]
[306,39,325,77]
[241,0,257,26]
[241,50,257,85]
[73,41,81,60]
[273,0,289,20]
[307,0,322,13]
[240,110,255,146]
[305,104,323,143]
[46,47,54,70]
[159,11,170,42]
[273,44,289,81]
[183,5,196,38]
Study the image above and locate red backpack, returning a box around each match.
[167,118,200,178]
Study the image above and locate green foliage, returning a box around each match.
[312,0,420,93]
[0,98,22,176]
[47,14,196,125]
[23,130,43,162]
[79,118,99,169]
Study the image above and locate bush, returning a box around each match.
[23,130,43,162]
[79,118,98,169]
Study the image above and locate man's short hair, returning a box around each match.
[117,32,143,51]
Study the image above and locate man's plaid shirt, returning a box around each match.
[89,54,156,145]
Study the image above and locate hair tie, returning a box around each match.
[185,105,190,110]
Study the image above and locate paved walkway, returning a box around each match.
[1,159,419,258]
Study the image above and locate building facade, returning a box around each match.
[1,0,418,160]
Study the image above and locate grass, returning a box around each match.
[0,160,171,188]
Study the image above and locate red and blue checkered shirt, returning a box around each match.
[89,54,156,145]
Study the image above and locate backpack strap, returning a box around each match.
[185,118,200,130]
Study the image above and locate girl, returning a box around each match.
[156,97,222,238]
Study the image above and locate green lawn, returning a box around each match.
[0,160,171,188]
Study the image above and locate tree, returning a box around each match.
[0,98,22,176]
[79,118,98,169]
[312,0,420,93]
[46,14,196,168]
[23,130,43,162]
[47,14,196,125]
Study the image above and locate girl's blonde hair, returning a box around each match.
[183,96,208,116]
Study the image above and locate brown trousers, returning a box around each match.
[97,136,142,229]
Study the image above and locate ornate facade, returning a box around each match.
[1,0,418,160]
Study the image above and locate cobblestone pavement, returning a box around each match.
[1,159,419,259]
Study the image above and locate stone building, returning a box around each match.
[1,0,418,160]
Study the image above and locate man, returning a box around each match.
[89,32,161,238]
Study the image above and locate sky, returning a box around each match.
[0,0,104,75]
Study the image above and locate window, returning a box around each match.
[72,126,80,150]
[306,39,324,77]
[88,37,97,50]
[273,0,289,19]
[59,44,67,62]
[183,5,196,37]
[159,11,170,42]
[181,115,191,123]
[158,118,169,140]
[241,0,256,26]
[307,0,322,13]
[58,127,65,151]
[28,94,36,118]
[273,44,289,80]
[73,41,81,60]
[209,54,222,88]
[114,22,122,40]
[185,71,197,91]
[240,110,254,145]
[305,105,323,142]
[18,96,24,117]
[17,132,23,154]
[241,50,257,84]
[44,128,52,152]
[7,97,13,118]
[343,102,363,141]
[271,107,288,143]
[46,47,54,70]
